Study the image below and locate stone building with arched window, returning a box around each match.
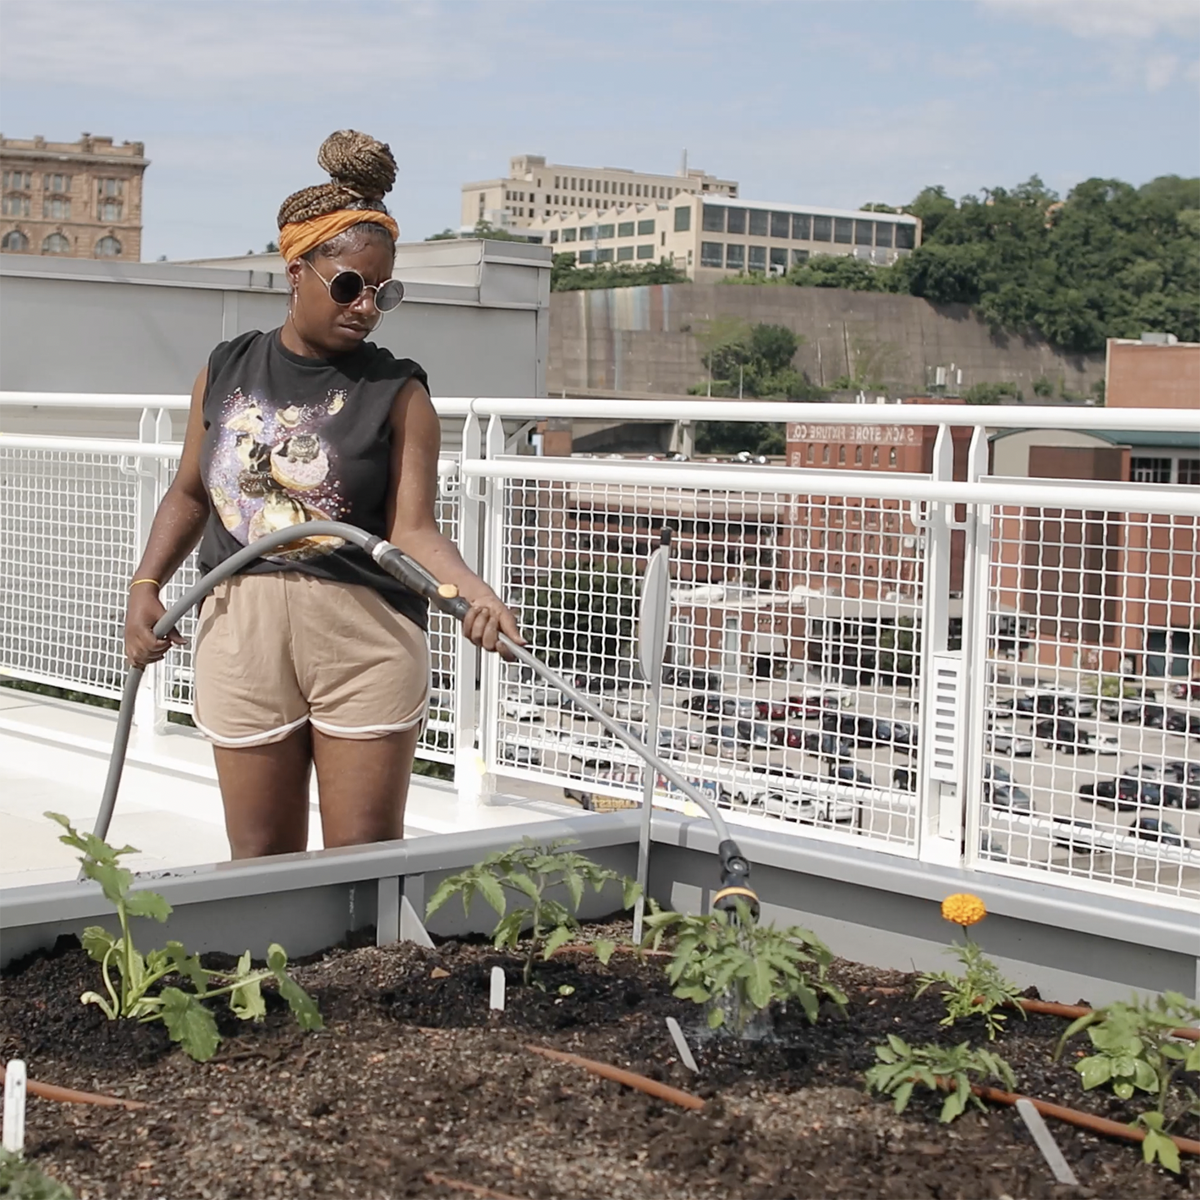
[0,133,147,261]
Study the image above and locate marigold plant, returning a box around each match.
[941,893,987,927]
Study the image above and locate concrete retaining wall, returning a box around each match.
[548,284,1104,399]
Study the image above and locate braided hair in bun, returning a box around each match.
[278,130,399,260]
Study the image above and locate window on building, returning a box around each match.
[2,229,29,251]
[43,197,71,219]
[100,200,123,220]
[554,176,560,187]
[549,230,559,243]
[579,249,595,263]
[769,247,788,271]
[42,232,71,254]
[748,245,766,272]
[617,245,634,262]
[895,223,916,250]
[674,205,691,232]
[587,180,593,191]
[1179,459,1200,485]
[725,244,745,270]
[637,218,655,235]
[770,211,790,238]
[2,195,30,217]
[872,447,880,466]
[579,225,596,240]
[603,181,610,193]
[834,218,854,244]
[702,205,725,233]
[888,448,897,467]
[95,235,122,257]
[822,445,830,464]
[791,249,809,265]
[805,444,814,464]
[855,446,863,464]
[812,215,832,241]
[636,244,654,259]
[562,228,577,242]
[792,213,811,240]
[43,173,72,193]
[748,209,768,236]
[1131,457,1172,483]
[854,220,873,245]
[874,222,893,248]
[700,241,723,267]
[3,171,32,190]
[661,231,666,246]
[838,445,846,465]
[725,207,746,235]
[618,221,634,237]
[597,224,614,239]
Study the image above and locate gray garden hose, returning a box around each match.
[94,521,755,912]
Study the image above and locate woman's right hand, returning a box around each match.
[124,587,185,668]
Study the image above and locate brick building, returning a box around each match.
[989,336,1199,678]
[1,134,148,261]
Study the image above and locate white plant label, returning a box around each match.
[489,966,506,1012]
[666,1017,699,1073]
[2,1058,27,1154]
[1015,1098,1078,1186]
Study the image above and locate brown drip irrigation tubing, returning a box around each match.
[550,944,673,959]
[526,1044,706,1111]
[0,1062,146,1111]
[964,1081,1200,1158]
[1008,997,1200,1041]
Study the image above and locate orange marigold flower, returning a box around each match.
[941,893,987,927]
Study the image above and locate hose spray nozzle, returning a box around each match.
[712,838,759,922]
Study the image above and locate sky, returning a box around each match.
[2,0,1197,261]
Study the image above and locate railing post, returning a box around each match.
[474,415,509,785]
[129,407,172,758]
[915,425,963,865]
[452,412,486,807]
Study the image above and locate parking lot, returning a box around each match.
[495,671,1200,891]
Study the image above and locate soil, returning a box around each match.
[1,927,1194,1200]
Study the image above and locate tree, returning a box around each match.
[787,254,893,292]
[470,219,527,242]
[550,254,687,292]
[425,227,460,241]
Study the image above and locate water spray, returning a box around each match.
[91,521,758,921]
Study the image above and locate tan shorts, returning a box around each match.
[193,572,429,748]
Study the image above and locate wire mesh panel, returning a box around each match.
[0,448,139,698]
[977,500,1200,905]
[489,472,924,853]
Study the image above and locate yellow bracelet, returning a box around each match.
[129,578,161,589]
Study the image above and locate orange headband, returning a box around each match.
[278,209,399,263]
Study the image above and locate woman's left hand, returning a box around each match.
[461,594,526,657]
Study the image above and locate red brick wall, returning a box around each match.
[1107,341,1200,410]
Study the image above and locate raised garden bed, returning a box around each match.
[2,926,1194,1200]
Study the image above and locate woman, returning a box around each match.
[124,129,522,858]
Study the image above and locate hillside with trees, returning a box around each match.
[748,175,1199,353]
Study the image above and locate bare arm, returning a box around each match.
[386,378,524,652]
[123,367,213,666]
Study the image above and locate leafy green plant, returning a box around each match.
[916,938,1025,1040]
[425,839,639,986]
[865,1035,1016,1123]
[47,813,322,1062]
[1056,991,1200,1173]
[0,1150,74,1199]
[641,899,846,1033]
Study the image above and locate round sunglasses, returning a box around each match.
[303,260,405,311]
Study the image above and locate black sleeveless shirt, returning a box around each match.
[197,329,430,630]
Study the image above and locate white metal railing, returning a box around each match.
[2,394,1198,910]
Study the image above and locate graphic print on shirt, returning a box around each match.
[207,387,349,560]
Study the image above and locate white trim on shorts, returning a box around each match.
[192,712,310,748]
[309,710,427,737]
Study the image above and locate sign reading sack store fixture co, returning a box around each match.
[787,423,919,445]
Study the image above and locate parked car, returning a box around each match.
[987,731,1034,757]
[658,728,704,752]
[1016,691,1095,718]
[1163,760,1200,785]
[663,668,721,690]
[704,723,751,759]
[1035,718,1095,754]
[752,789,855,825]
[1169,681,1200,701]
[500,743,543,768]
[686,693,724,714]
[892,767,915,792]
[985,783,1033,812]
[983,761,1013,782]
[1118,703,1187,731]
[1079,777,1164,812]
[1051,816,1099,855]
[1129,817,1186,847]
[828,763,874,787]
[792,730,855,760]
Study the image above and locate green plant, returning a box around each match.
[47,813,322,1062]
[916,938,1025,1040]
[865,1035,1016,1123]
[0,1150,75,1199]
[641,899,846,1033]
[425,839,640,986]
[1056,991,1200,1173]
